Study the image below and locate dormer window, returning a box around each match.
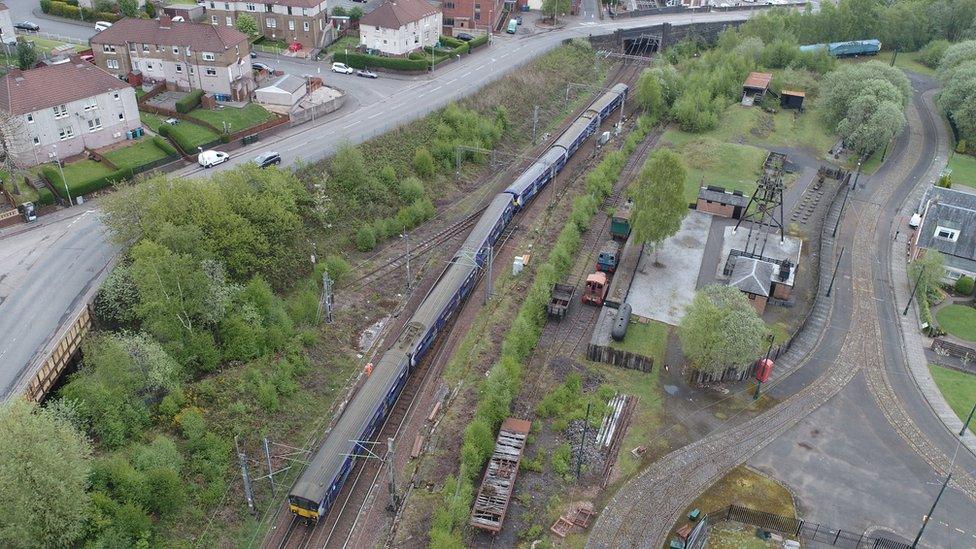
[202,51,216,61]
[935,226,960,242]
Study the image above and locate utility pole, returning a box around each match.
[386,438,399,512]
[826,247,845,297]
[263,437,275,494]
[235,436,256,514]
[402,231,411,293]
[904,267,925,316]
[852,160,862,191]
[318,272,333,323]
[832,184,851,238]
[576,402,591,480]
[532,105,540,145]
[961,403,976,436]
[911,473,951,548]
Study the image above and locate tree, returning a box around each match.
[938,60,976,142]
[348,6,363,20]
[630,149,687,264]
[412,147,436,179]
[0,398,92,548]
[144,0,156,18]
[541,0,570,23]
[634,70,664,119]
[235,12,258,36]
[910,250,946,301]
[118,0,139,17]
[818,61,910,155]
[679,285,769,376]
[15,41,36,71]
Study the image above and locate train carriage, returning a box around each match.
[286,82,629,524]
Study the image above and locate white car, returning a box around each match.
[198,150,229,168]
[331,62,354,74]
[94,21,112,31]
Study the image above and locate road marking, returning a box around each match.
[445,78,456,85]
[475,64,485,70]
[367,111,383,119]
[342,121,357,129]
[431,86,442,92]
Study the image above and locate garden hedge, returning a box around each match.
[40,0,119,22]
[175,90,205,114]
[469,34,489,49]
[333,51,428,72]
[43,165,134,200]
[152,136,179,157]
[156,123,214,154]
[35,186,55,206]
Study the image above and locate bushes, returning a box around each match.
[919,39,950,69]
[956,276,974,296]
[333,51,429,72]
[152,136,178,157]
[469,33,489,49]
[355,224,377,251]
[412,146,436,179]
[43,165,134,200]
[175,89,205,114]
[41,0,120,21]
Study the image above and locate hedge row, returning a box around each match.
[156,123,217,154]
[427,115,657,547]
[35,186,55,206]
[175,90,204,114]
[43,165,134,200]
[39,0,119,22]
[333,51,429,72]
[469,34,489,49]
[152,136,179,157]
[355,197,435,251]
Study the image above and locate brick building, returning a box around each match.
[441,0,510,36]
[204,0,335,49]
[91,17,255,101]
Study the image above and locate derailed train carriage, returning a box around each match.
[287,82,629,521]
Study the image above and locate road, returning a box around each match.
[588,71,976,548]
[0,10,758,400]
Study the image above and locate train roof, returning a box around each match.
[290,340,412,502]
[457,193,512,256]
[586,83,629,116]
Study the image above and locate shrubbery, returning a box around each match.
[175,90,205,114]
[919,39,950,68]
[43,165,133,200]
[333,51,428,71]
[40,0,119,22]
[956,275,974,296]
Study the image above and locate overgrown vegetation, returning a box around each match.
[680,285,769,377]
[428,113,657,546]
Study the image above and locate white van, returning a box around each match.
[198,150,229,168]
[94,21,112,31]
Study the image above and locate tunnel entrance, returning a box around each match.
[623,34,661,57]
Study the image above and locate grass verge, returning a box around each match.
[929,364,976,435]
[948,153,976,189]
[190,104,273,134]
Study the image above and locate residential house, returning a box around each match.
[91,17,255,101]
[204,0,334,49]
[441,0,507,36]
[0,60,141,167]
[0,3,15,46]
[911,186,976,282]
[359,0,441,56]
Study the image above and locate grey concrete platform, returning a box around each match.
[626,210,711,326]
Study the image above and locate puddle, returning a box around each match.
[358,317,389,353]
[664,384,679,396]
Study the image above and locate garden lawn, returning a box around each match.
[323,35,359,56]
[928,364,976,435]
[948,154,976,190]
[876,50,936,77]
[103,139,171,170]
[661,132,767,204]
[936,304,976,342]
[59,159,115,187]
[190,104,273,134]
[24,36,82,55]
[609,319,667,359]
[141,112,220,149]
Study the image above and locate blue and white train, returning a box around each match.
[287,82,629,521]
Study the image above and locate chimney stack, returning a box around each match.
[159,15,172,28]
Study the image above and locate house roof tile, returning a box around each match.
[729,256,775,297]
[0,60,130,116]
[360,0,439,29]
[917,186,976,266]
[90,17,248,52]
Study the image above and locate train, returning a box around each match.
[799,39,881,57]
[287,82,630,522]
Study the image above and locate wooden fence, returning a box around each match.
[586,344,653,372]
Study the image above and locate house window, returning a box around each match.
[287,6,293,14]
[212,15,218,24]
[935,226,960,242]
[88,118,102,132]
[186,46,192,56]
[26,114,33,123]
[444,2,454,8]
[129,42,136,52]
[288,20,295,30]
[146,62,153,70]
[224,2,230,8]
[84,98,98,111]
[32,136,39,145]
[176,64,183,73]
[113,92,119,100]
[58,126,74,140]
[226,16,233,26]
[209,1,214,7]
[266,18,276,28]
[52,104,67,119]
[143,43,150,51]
[246,3,255,9]
[265,3,273,11]
[205,67,217,76]
[202,52,216,61]
[474,11,480,19]
[107,59,119,69]
[102,44,116,53]
[303,21,309,31]
[118,112,124,120]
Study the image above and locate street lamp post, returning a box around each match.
[911,473,952,548]
[961,402,976,436]
[904,267,925,316]
[51,145,71,206]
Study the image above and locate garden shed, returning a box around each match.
[255,74,307,108]
[780,90,805,110]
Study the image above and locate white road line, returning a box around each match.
[460,71,472,77]
[431,86,442,92]
[342,121,357,129]
[445,78,456,85]
[367,111,383,119]
[475,64,485,70]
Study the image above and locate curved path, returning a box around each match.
[589,77,976,548]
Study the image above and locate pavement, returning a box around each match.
[0,10,760,401]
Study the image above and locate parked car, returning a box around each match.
[14,21,39,31]
[94,21,112,31]
[516,15,523,24]
[252,62,272,72]
[331,62,354,74]
[250,51,257,59]
[254,151,282,168]
[506,18,517,34]
[171,15,185,22]
[198,150,229,168]
[456,32,475,41]
[356,69,378,79]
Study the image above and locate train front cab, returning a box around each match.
[289,495,321,521]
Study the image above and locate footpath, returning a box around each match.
[890,89,976,454]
